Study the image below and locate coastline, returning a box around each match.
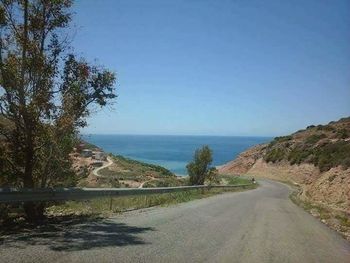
[82,134,271,176]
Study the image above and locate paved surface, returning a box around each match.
[1,180,349,263]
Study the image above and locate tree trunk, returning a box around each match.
[23,202,45,223]
[20,0,45,223]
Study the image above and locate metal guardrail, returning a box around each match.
[0,184,252,203]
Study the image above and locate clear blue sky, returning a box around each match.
[73,0,350,136]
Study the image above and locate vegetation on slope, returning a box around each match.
[112,155,175,178]
[263,117,350,171]
[95,154,176,188]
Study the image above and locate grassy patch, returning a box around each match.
[290,191,329,220]
[97,155,175,182]
[46,185,256,217]
[112,155,174,177]
[335,214,350,228]
[143,177,187,188]
[217,175,254,185]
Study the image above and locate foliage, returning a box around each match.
[143,177,185,188]
[275,135,293,142]
[268,135,292,147]
[264,117,350,172]
[97,154,175,181]
[186,145,217,185]
[45,186,256,217]
[112,155,175,177]
[311,141,350,172]
[287,141,350,171]
[264,147,286,163]
[305,134,326,144]
[316,125,334,131]
[267,140,350,171]
[290,190,350,239]
[217,175,253,185]
[336,129,349,139]
[1,186,256,225]
[0,0,116,221]
[287,147,311,165]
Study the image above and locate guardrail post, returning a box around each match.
[109,196,113,211]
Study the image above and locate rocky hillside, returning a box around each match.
[218,117,350,213]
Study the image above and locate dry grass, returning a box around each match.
[290,190,350,241]
[47,184,257,217]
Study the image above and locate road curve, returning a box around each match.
[1,180,349,263]
[92,157,113,177]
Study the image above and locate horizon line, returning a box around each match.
[81,133,275,138]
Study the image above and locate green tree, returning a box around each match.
[187,145,217,185]
[0,0,116,221]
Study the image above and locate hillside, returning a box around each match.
[220,117,350,174]
[87,154,179,188]
[73,141,180,188]
[218,117,350,238]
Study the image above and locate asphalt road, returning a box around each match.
[1,180,349,263]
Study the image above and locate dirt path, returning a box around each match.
[92,157,113,177]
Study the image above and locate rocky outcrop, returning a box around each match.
[217,144,266,174]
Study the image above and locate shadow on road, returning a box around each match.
[0,215,154,251]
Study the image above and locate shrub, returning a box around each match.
[267,136,292,148]
[275,135,293,142]
[264,148,286,163]
[288,147,312,165]
[312,141,350,171]
[187,146,217,185]
[336,129,349,139]
[305,134,326,144]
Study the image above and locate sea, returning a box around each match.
[82,135,272,175]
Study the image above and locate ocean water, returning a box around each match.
[83,135,272,175]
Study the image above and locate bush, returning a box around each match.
[267,135,292,148]
[143,178,184,188]
[113,155,174,177]
[187,146,217,185]
[288,147,312,165]
[336,129,349,139]
[305,134,326,144]
[265,138,350,172]
[312,141,350,171]
[264,148,286,163]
